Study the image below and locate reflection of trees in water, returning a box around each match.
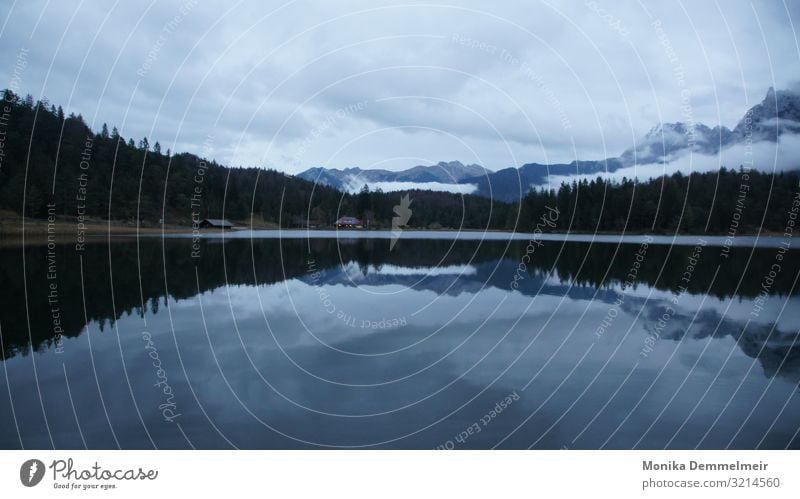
[1,239,798,371]
[510,242,800,300]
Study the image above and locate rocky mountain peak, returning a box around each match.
[733,87,800,139]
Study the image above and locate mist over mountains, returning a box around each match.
[297,161,489,194]
[2,85,798,235]
[620,87,800,165]
[299,87,800,201]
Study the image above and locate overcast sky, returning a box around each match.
[1,0,798,173]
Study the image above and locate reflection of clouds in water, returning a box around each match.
[201,259,800,384]
[364,263,478,276]
[336,262,481,281]
[543,135,800,187]
[606,280,800,331]
[164,261,800,388]
[621,294,800,382]
[144,280,800,448]
[3,238,800,449]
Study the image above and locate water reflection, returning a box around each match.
[0,237,798,449]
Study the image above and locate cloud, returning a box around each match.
[541,135,800,186]
[0,0,798,173]
[343,178,478,195]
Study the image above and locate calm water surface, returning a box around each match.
[1,234,799,449]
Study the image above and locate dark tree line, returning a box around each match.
[0,90,514,229]
[2,237,798,361]
[521,168,800,233]
[1,89,799,232]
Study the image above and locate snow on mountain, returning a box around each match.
[295,87,800,201]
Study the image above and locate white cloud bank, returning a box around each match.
[540,135,800,187]
[343,178,477,194]
[1,1,798,172]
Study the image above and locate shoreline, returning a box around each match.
[0,217,278,235]
[0,217,786,245]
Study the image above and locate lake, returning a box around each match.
[1,233,799,449]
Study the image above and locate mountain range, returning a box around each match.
[297,87,800,201]
[297,161,489,191]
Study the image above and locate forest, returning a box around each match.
[0,89,511,229]
[1,88,798,234]
[521,167,800,234]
